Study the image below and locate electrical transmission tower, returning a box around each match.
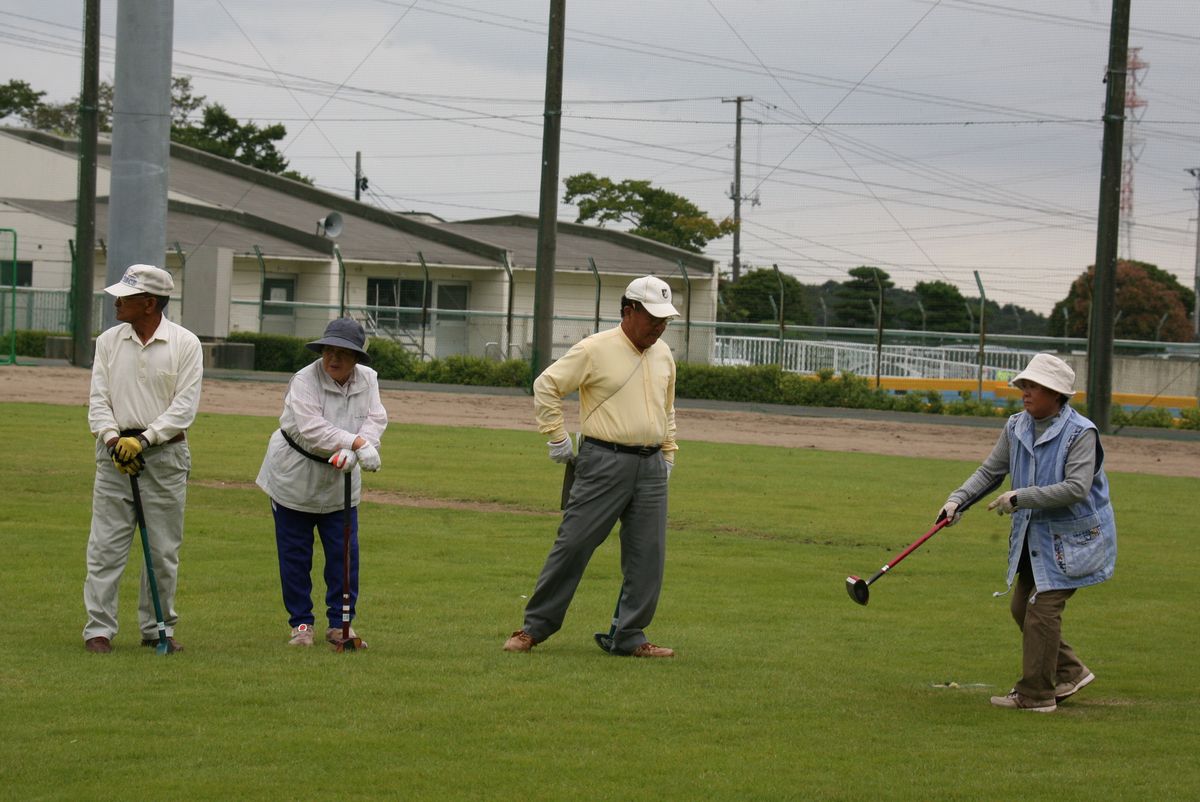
[1119,47,1148,259]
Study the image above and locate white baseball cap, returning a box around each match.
[105,264,175,297]
[624,275,679,318]
[1010,353,1076,397]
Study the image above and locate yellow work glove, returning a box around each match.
[113,435,145,462]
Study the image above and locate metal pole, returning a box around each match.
[676,260,692,364]
[72,0,100,366]
[772,263,785,365]
[872,269,883,389]
[531,0,566,381]
[1187,168,1200,340]
[501,251,515,358]
[1,229,16,365]
[1087,0,1131,433]
[974,270,987,399]
[417,251,430,361]
[587,257,601,333]
[253,245,266,330]
[333,244,346,317]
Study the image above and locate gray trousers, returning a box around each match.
[83,440,190,641]
[523,440,669,653]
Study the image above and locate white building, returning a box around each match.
[0,126,718,362]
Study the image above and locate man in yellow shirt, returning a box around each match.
[504,276,679,658]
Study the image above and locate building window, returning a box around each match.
[0,261,32,287]
[368,278,431,328]
[261,277,295,316]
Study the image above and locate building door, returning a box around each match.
[261,276,296,335]
[433,283,468,358]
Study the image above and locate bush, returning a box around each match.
[366,338,419,381]
[227,331,313,373]
[1178,408,1200,431]
[13,329,54,358]
[676,363,785,403]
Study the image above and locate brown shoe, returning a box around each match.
[503,630,537,652]
[630,642,675,658]
[141,636,184,653]
[85,636,112,654]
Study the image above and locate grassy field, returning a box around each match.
[0,401,1196,801]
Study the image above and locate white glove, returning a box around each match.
[356,444,382,472]
[988,491,1018,515]
[329,448,357,473]
[665,460,674,480]
[547,438,574,464]
[938,501,961,526]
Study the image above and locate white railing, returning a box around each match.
[712,335,1039,381]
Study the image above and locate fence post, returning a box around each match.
[333,244,347,317]
[675,260,691,364]
[417,251,431,361]
[872,269,884,389]
[772,264,785,366]
[501,251,515,357]
[587,256,601,333]
[974,270,987,398]
[253,245,266,331]
[1,228,18,365]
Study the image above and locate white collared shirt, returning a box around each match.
[88,316,204,445]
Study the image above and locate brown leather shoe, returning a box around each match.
[631,642,675,658]
[85,636,112,654]
[141,637,184,653]
[503,630,537,652]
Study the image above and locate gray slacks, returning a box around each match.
[523,440,669,653]
[83,440,190,641]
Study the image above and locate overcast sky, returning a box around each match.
[2,0,1198,315]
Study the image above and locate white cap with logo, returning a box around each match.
[624,275,679,318]
[104,264,175,297]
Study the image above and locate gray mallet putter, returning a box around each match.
[130,472,178,655]
[845,475,1003,605]
[332,474,363,653]
[593,597,619,653]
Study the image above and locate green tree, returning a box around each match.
[0,79,44,122]
[562,172,735,253]
[719,267,810,324]
[902,280,970,332]
[1049,259,1195,341]
[833,266,893,328]
[171,103,294,176]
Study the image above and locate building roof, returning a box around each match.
[1,127,718,278]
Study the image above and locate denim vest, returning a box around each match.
[1003,406,1117,593]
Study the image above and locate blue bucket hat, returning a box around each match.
[305,318,371,365]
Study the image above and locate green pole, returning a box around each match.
[334,244,347,317]
[587,257,601,334]
[675,260,691,364]
[1,228,17,365]
[417,251,430,361]
[253,245,266,331]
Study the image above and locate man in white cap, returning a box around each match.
[83,264,203,653]
[505,275,679,657]
[938,352,1116,711]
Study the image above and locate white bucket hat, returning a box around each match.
[1010,353,1075,397]
[624,275,679,318]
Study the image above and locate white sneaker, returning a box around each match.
[1055,671,1095,702]
[989,690,1056,713]
[326,626,368,649]
[288,623,314,646]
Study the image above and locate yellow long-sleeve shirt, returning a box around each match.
[533,326,677,462]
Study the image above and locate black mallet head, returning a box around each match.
[845,575,870,606]
[593,632,614,653]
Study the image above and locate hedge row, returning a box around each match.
[9,329,1198,430]
[225,332,532,388]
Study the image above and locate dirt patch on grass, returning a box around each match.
[3,365,1196,478]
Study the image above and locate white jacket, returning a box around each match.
[255,360,388,513]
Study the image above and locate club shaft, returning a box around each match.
[867,519,949,585]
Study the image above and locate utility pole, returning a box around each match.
[354,151,367,201]
[531,0,565,381]
[1187,168,1200,340]
[72,0,100,367]
[722,96,752,282]
[1088,0,1131,434]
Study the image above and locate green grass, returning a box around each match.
[0,401,1196,800]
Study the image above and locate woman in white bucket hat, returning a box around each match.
[937,352,1116,712]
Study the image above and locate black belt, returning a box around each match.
[281,430,329,464]
[583,436,662,457]
[120,429,186,445]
